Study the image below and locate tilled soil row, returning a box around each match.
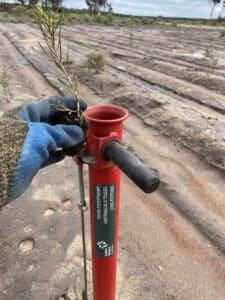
[65,25,225,70]
[114,92,225,173]
[59,27,225,113]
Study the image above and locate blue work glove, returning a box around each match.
[9,96,87,201]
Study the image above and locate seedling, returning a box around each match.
[204,45,218,87]
[33,7,86,125]
[82,50,106,74]
[129,27,133,48]
[33,8,90,299]
[0,65,12,103]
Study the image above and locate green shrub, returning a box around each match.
[0,12,10,21]
[63,13,79,23]
[81,13,93,23]
[103,16,112,25]
[120,18,132,25]
[27,8,37,18]
[107,13,113,23]
[12,5,28,16]
[82,50,106,74]
[171,21,178,27]
[91,12,112,25]
[205,45,216,59]
[93,13,107,24]
[141,18,150,25]
[134,18,142,25]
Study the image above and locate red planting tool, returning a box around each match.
[73,104,160,300]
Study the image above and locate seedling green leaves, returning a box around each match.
[33,6,81,118]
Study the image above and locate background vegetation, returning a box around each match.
[1,2,225,26]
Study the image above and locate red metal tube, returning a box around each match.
[85,105,128,300]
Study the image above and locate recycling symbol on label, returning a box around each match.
[97,241,108,249]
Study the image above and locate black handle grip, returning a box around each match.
[102,140,160,194]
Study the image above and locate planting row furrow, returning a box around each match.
[20,24,225,119]
[109,60,225,114]
[114,55,225,95]
[52,28,225,118]
[69,25,225,59]
[63,26,225,78]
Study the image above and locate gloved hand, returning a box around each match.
[9,96,87,201]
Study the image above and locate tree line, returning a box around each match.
[17,0,112,12]
[17,1,64,9]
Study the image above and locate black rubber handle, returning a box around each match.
[102,140,160,194]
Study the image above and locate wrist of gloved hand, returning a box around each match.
[0,96,87,206]
[10,122,84,200]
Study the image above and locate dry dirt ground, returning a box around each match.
[1,23,225,300]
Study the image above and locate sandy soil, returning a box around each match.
[1,23,225,299]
